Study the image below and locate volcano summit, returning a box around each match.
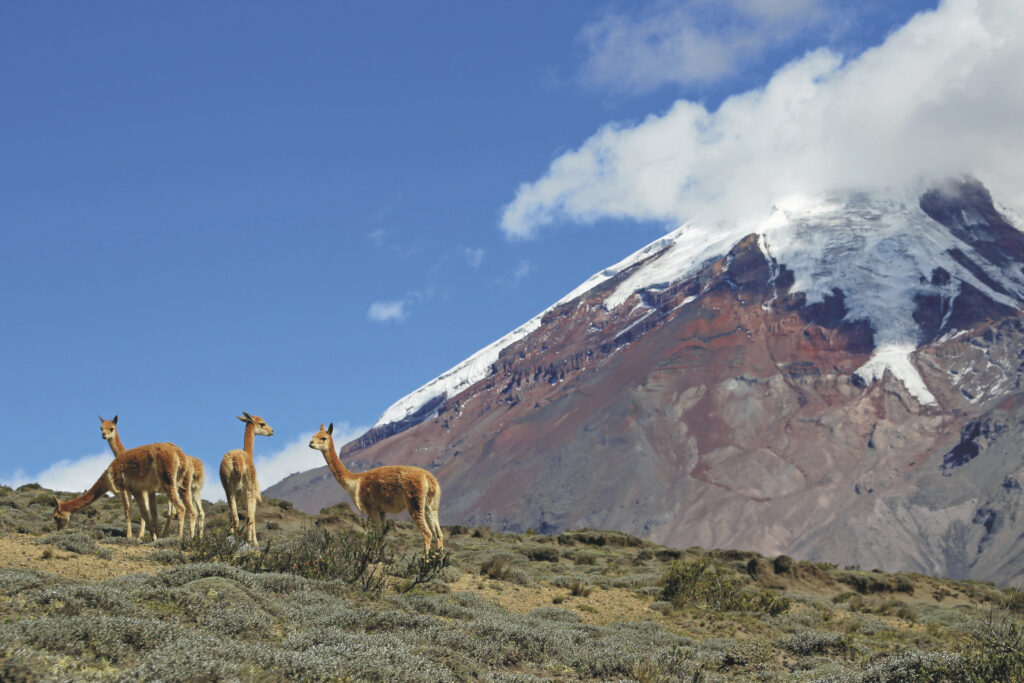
[269,178,1024,586]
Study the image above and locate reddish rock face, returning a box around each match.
[268,182,1024,586]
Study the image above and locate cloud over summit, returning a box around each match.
[503,0,1024,239]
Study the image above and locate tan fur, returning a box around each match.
[309,422,443,554]
[162,455,206,539]
[219,412,273,546]
[52,415,192,540]
[98,415,203,539]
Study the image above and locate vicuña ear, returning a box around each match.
[113,415,118,424]
[98,414,104,423]
[51,495,62,508]
[237,415,248,423]
[243,411,253,421]
[328,423,334,435]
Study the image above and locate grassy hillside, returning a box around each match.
[1,482,1022,681]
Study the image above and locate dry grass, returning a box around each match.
[1,482,1022,681]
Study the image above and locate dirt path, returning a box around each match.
[0,534,164,581]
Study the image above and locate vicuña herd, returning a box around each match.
[51,414,444,553]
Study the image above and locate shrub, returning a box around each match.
[37,532,99,556]
[838,571,915,595]
[481,556,513,581]
[243,525,394,594]
[773,555,794,574]
[573,551,599,566]
[660,561,790,615]
[661,560,746,611]
[782,630,848,656]
[396,550,454,594]
[568,580,593,598]
[748,590,791,616]
[519,545,559,562]
[1002,588,1024,614]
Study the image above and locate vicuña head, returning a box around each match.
[99,414,119,444]
[309,422,444,554]
[240,411,274,437]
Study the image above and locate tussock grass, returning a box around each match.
[1,482,1022,680]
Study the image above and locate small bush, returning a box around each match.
[773,555,794,574]
[1002,588,1024,614]
[243,525,394,594]
[782,630,848,656]
[568,580,593,598]
[37,532,99,556]
[839,571,915,595]
[28,493,55,507]
[661,560,746,611]
[481,556,513,581]
[650,601,673,616]
[396,550,454,594]
[519,545,559,563]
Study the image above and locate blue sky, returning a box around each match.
[7,0,1020,501]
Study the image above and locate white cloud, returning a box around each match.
[367,299,408,322]
[7,424,369,506]
[577,0,830,93]
[512,260,533,284]
[10,452,113,495]
[461,247,485,268]
[504,0,1024,238]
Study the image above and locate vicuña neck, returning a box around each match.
[62,470,113,512]
[321,438,359,490]
[243,423,255,457]
[106,433,126,457]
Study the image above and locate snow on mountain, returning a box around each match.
[376,181,1024,425]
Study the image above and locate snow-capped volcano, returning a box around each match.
[270,177,1024,587]
[377,178,1024,424]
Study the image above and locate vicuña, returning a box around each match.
[220,412,273,546]
[309,422,443,554]
[52,415,193,540]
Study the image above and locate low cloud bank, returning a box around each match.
[5,423,368,506]
[503,0,1024,237]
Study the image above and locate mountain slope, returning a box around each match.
[268,178,1024,585]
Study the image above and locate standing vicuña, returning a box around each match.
[309,422,443,554]
[97,414,205,539]
[220,412,273,546]
[52,415,192,540]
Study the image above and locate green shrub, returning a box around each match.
[37,532,99,556]
[660,561,789,615]
[28,493,55,507]
[481,556,513,581]
[396,550,454,594]
[748,590,791,616]
[568,580,593,598]
[519,545,559,562]
[242,525,394,594]
[839,571,915,595]
[782,630,848,655]
[773,555,793,574]
[661,560,746,611]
